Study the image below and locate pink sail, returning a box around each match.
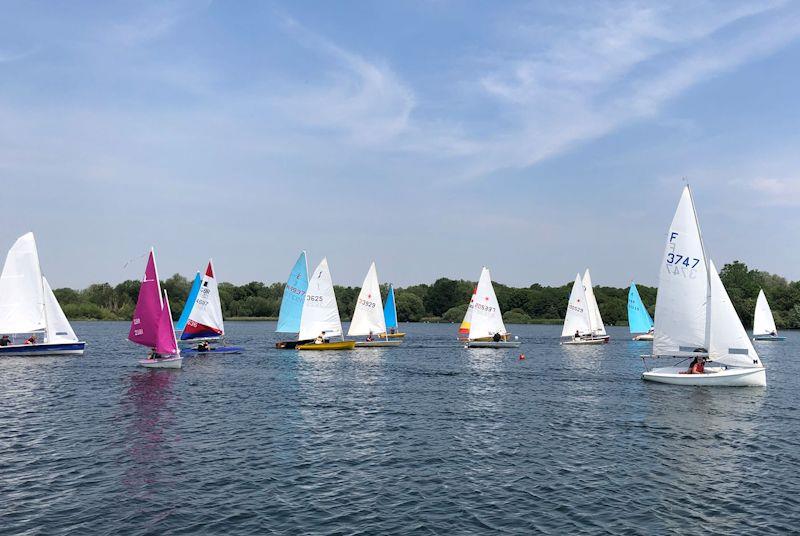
[128,249,163,348]
[155,290,179,356]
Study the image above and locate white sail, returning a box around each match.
[298,258,344,340]
[582,269,606,336]
[0,232,46,334]
[182,259,224,338]
[653,186,709,357]
[708,260,761,368]
[42,277,78,343]
[348,262,386,337]
[752,289,778,337]
[562,274,592,337]
[468,267,507,340]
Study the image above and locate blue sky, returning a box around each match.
[2,0,800,289]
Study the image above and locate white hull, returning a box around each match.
[752,335,785,341]
[466,341,521,348]
[561,336,609,345]
[354,340,403,347]
[633,333,654,341]
[642,365,766,386]
[138,356,183,369]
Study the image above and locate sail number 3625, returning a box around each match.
[666,253,700,268]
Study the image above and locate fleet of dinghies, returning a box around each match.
[0,186,785,389]
[641,186,766,387]
[628,283,654,341]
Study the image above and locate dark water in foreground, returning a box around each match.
[1,322,798,535]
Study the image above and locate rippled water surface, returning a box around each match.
[1,322,799,535]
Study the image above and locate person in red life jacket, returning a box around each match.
[25,335,37,345]
[683,356,705,374]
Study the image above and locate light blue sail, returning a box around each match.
[277,251,309,333]
[176,272,202,331]
[384,284,398,330]
[627,283,654,334]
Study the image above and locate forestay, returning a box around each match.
[298,258,343,340]
[627,283,654,334]
[181,260,224,340]
[708,260,761,368]
[43,277,78,343]
[582,269,606,336]
[562,274,592,337]
[468,267,507,340]
[348,262,386,336]
[277,251,309,333]
[653,186,709,357]
[753,289,778,337]
[0,232,46,334]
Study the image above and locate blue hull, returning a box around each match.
[183,346,244,356]
[0,342,86,356]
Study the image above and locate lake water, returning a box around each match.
[1,322,798,535]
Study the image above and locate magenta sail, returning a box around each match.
[127,250,163,348]
[156,290,179,356]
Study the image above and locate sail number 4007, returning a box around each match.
[666,253,700,268]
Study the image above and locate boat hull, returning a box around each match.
[276,339,314,349]
[561,336,609,345]
[379,332,406,339]
[296,341,356,351]
[354,340,402,347]
[0,341,86,356]
[753,335,786,341]
[182,346,244,355]
[633,333,654,341]
[138,356,183,369]
[642,366,766,387]
[466,341,521,348]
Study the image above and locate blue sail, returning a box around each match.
[384,284,398,330]
[176,272,201,331]
[277,251,309,333]
[627,283,654,334]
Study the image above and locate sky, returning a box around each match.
[2,0,800,289]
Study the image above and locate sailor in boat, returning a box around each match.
[681,356,706,375]
[197,341,211,352]
[148,348,165,360]
[366,331,374,342]
[574,329,581,341]
[0,335,10,347]
[25,335,37,345]
[314,331,329,345]
[493,332,502,342]
[389,328,396,335]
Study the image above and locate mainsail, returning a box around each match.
[383,284,398,331]
[180,259,224,340]
[627,283,654,334]
[348,262,386,337]
[277,251,309,333]
[582,269,606,336]
[298,258,343,341]
[753,289,778,337]
[467,267,507,340]
[0,232,46,334]
[176,271,201,332]
[562,274,592,337]
[653,186,709,357]
[128,249,164,349]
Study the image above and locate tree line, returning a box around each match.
[53,261,800,328]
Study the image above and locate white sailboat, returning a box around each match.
[642,186,766,386]
[348,262,401,347]
[296,258,355,351]
[0,233,86,356]
[461,267,520,348]
[561,273,607,345]
[752,289,784,341]
[582,269,610,342]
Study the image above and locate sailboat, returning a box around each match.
[0,233,86,356]
[275,251,311,349]
[295,258,355,351]
[628,282,654,341]
[128,249,182,368]
[380,284,405,339]
[642,186,766,386]
[561,270,610,344]
[348,262,402,347]
[459,267,520,348]
[179,260,243,355]
[175,271,201,333]
[752,289,785,341]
